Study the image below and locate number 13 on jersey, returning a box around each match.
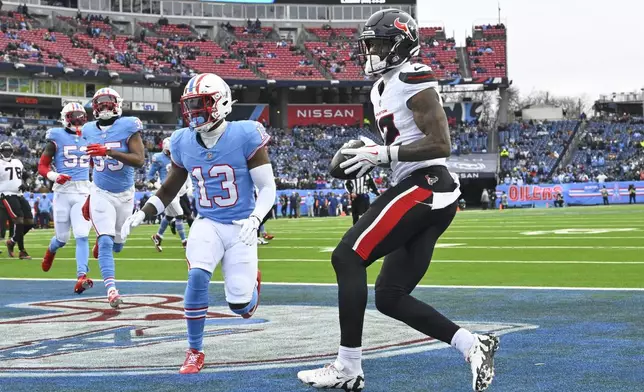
[192,165,238,208]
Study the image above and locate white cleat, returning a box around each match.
[257,237,268,245]
[108,289,124,309]
[297,362,365,391]
[468,334,500,391]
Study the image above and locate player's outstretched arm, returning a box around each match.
[121,163,188,240]
[142,163,188,217]
[106,132,146,168]
[38,141,71,184]
[396,87,451,162]
[232,147,277,246]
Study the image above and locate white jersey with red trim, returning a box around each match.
[0,158,24,195]
[370,62,447,185]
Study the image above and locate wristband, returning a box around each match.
[46,171,59,182]
[389,145,400,162]
[146,195,166,216]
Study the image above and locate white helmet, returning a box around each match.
[180,73,236,133]
[60,102,87,130]
[92,87,123,121]
[162,137,171,156]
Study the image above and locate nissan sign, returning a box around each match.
[287,104,363,127]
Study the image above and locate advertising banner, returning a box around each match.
[496,181,644,207]
[446,153,497,179]
[287,104,363,127]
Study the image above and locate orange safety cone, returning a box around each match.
[456,206,461,212]
[499,203,503,210]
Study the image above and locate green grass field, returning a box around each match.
[1,205,643,288]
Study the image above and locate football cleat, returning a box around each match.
[468,334,500,391]
[6,239,15,257]
[297,362,365,391]
[241,270,261,319]
[108,288,123,309]
[42,248,56,272]
[179,349,205,374]
[92,241,98,259]
[19,250,32,260]
[262,233,274,240]
[74,274,94,294]
[182,239,187,249]
[151,234,163,252]
[257,237,268,245]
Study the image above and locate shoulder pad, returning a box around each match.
[45,128,57,141]
[399,64,437,84]
[119,117,144,133]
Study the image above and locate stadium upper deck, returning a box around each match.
[0,0,508,87]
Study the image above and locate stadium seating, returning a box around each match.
[498,120,579,183]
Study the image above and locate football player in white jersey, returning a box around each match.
[297,9,498,392]
[0,142,34,259]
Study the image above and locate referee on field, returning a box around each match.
[345,173,380,225]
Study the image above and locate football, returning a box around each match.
[329,139,370,180]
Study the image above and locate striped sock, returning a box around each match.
[184,268,211,352]
[103,277,116,292]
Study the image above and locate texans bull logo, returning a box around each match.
[393,17,416,41]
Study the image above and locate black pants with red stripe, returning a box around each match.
[333,166,461,348]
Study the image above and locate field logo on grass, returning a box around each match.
[0,294,537,376]
[521,228,637,235]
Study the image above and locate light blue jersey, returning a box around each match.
[46,127,90,181]
[82,116,143,193]
[146,152,171,183]
[170,121,270,224]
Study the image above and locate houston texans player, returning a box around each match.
[120,73,276,374]
[297,9,498,392]
[39,102,93,294]
[81,88,145,308]
[146,137,188,250]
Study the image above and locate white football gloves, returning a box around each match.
[120,210,146,241]
[340,136,391,178]
[232,215,262,246]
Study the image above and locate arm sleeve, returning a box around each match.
[249,163,276,221]
[243,122,271,160]
[146,157,159,181]
[38,154,53,178]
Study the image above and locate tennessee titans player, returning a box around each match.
[39,102,93,294]
[121,73,276,374]
[147,137,188,250]
[81,88,145,308]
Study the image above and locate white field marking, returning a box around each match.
[521,228,638,235]
[41,257,644,265]
[317,244,467,252]
[0,277,643,291]
[12,244,644,250]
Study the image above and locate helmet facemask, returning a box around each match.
[0,144,13,161]
[93,94,120,121]
[180,92,228,133]
[64,110,87,133]
[359,36,397,76]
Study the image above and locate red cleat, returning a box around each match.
[242,270,261,319]
[92,241,98,259]
[42,249,56,272]
[179,349,205,374]
[263,233,274,240]
[5,239,15,258]
[74,274,93,294]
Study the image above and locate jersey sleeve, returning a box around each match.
[398,64,440,102]
[124,117,144,136]
[146,156,160,181]
[169,130,184,168]
[243,121,271,161]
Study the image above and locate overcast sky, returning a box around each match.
[417,0,643,100]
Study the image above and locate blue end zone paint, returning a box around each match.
[0,280,642,392]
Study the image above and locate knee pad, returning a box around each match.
[56,230,71,244]
[113,243,124,253]
[185,268,212,307]
[374,288,400,316]
[331,242,365,272]
[97,235,114,253]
